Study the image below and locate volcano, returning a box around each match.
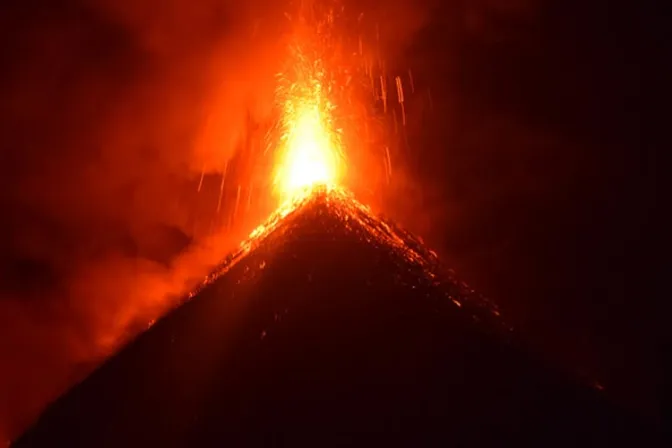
[14,189,658,447]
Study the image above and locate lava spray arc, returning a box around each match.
[237,0,416,249]
[220,1,394,266]
[268,0,393,202]
[270,6,350,205]
[272,39,345,201]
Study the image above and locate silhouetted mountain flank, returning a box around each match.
[15,189,660,447]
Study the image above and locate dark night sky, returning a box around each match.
[0,0,664,441]
[391,0,663,420]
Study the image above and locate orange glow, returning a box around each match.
[272,42,345,203]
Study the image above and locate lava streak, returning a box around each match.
[272,40,345,202]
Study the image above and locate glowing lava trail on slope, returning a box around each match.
[190,16,501,320]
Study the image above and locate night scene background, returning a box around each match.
[0,0,663,443]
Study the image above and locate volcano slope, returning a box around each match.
[14,189,659,447]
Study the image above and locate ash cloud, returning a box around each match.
[0,0,284,441]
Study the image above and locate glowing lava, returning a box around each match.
[273,43,345,202]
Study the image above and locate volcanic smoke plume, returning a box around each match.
[0,0,285,440]
[0,0,433,441]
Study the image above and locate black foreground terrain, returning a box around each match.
[14,190,661,447]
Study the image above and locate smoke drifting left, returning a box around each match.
[0,0,286,440]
